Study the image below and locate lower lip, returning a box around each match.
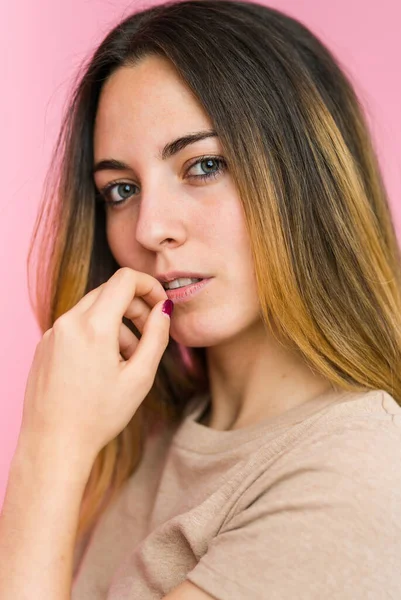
[164,278,213,304]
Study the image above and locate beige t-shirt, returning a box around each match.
[72,388,401,599]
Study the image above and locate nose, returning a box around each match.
[134,182,187,252]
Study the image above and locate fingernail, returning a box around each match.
[162,299,174,317]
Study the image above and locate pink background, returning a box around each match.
[1,0,400,508]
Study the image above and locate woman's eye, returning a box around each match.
[97,155,227,208]
[98,182,138,207]
[186,156,227,181]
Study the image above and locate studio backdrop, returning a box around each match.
[1,0,400,507]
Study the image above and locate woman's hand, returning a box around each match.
[20,267,173,462]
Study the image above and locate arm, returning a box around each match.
[0,433,217,600]
[0,268,172,598]
[0,434,93,600]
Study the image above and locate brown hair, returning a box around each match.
[27,0,401,549]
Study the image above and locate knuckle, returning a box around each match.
[84,314,108,338]
[119,266,134,279]
[41,327,53,342]
[52,314,70,333]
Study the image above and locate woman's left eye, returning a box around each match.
[97,156,227,208]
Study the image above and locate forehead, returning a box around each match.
[93,56,213,158]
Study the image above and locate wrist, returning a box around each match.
[13,429,95,486]
[0,430,90,600]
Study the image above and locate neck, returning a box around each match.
[204,319,336,431]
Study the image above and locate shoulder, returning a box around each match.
[296,388,401,491]
[294,388,401,468]
[310,387,401,429]
[230,389,401,519]
[278,388,401,485]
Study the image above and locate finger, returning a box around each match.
[70,291,151,360]
[120,299,173,389]
[67,283,107,315]
[68,282,152,332]
[88,268,167,334]
[68,268,166,317]
[123,296,152,334]
[119,320,140,361]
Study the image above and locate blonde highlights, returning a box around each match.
[26,0,401,553]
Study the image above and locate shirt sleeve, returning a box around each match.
[186,418,401,600]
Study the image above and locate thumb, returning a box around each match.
[121,298,173,385]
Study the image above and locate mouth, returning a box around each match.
[156,270,211,286]
[162,277,204,291]
[163,277,213,304]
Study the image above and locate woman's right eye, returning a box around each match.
[98,181,138,207]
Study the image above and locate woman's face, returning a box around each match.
[93,55,261,348]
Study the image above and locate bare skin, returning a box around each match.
[94,54,336,431]
[0,55,337,600]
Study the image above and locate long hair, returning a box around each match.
[27,0,401,549]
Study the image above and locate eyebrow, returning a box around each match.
[92,129,218,174]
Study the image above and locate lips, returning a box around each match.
[163,277,213,304]
[162,278,201,290]
[155,271,211,284]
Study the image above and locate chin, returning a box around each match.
[169,328,218,348]
[168,317,241,348]
[168,303,262,349]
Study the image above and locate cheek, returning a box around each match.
[105,216,136,266]
[216,207,255,282]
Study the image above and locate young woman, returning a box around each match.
[1,0,401,598]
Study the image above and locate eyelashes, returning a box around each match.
[96,155,227,208]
